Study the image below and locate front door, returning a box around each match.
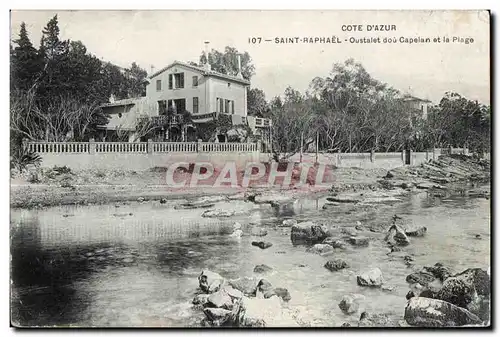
[405,149,411,165]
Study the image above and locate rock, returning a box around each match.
[405,226,427,237]
[207,290,233,310]
[254,264,273,273]
[323,237,347,249]
[233,222,242,230]
[416,182,444,190]
[273,288,291,302]
[159,198,167,204]
[307,243,334,255]
[251,241,273,249]
[338,295,360,314]
[347,236,369,247]
[201,209,235,218]
[406,271,437,287]
[250,227,268,237]
[199,270,225,294]
[404,297,482,327]
[137,197,145,202]
[423,263,452,282]
[233,296,298,327]
[192,294,210,305]
[254,193,293,205]
[229,229,243,238]
[381,285,395,292]
[254,279,275,299]
[326,196,359,203]
[341,227,358,237]
[384,224,410,246]
[357,268,383,287]
[358,312,395,327]
[222,285,244,300]
[434,268,490,309]
[228,277,258,296]
[203,307,232,326]
[279,219,298,227]
[385,171,394,179]
[406,291,416,300]
[324,259,350,272]
[290,221,329,244]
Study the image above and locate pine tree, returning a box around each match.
[41,15,68,60]
[11,22,43,90]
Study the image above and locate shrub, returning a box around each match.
[11,147,42,172]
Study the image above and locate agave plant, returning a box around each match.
[11,146,42,173]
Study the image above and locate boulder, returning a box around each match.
[338,295,360,314]
[384,224,410,246]
[324,259,350,272]
[290,221,329,244]
[347,236,370,247]
[358,312,395,327]
[251,241,273,249]
[253,264,273,273]
[222,285,244,300]
[434,268,490,309]
[233,296,299,327]
[199,270,225,293]
[192,294,210,306]
[405,226,427,237]
[341,227,358,237]
[254,193,293,205]
[323,237,347,249]
[203,307,232,326]
[279,219,298,227]
[228,277,259,296]
[357,268,383,287]
[201,209,235,218]
[273,288,292,302]
[207,290,233,310]
[406,271,437,287]
[326,196,359,203]
[307,243,334,255]
[404,297,482,327]
[159,198,167,204]
[423,263,452,282]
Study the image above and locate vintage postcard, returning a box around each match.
[10,10,491,328]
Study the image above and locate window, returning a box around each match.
[193,97,199,114]
[192,76,198,87]
[174,73,184,88]
[219,98,224,113]
[225,100,230,114]
[156,79,162,91]
[168,74,173,89]
[158,101,167,115]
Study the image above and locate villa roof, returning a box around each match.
[100,97,146,108]
[147,60,250,85]
[402,94,432,103]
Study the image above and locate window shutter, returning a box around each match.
[168,74,173,89]
[180,73,185,88]
[193,97,199,114]
[231,101,235,114]
[192,76,198,87]
[156,79,162,91]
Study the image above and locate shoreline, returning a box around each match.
[10,155,490,209]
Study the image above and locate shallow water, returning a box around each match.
[10,188,490,327]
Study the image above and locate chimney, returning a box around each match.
[236,54,243,79]
[150,65,155,75]
[204,41,211,71]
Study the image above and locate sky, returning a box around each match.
[10,10,490,104]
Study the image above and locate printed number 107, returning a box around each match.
[248,37,262,44]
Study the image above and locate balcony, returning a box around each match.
[137,114,183,126]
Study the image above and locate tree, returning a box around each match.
[247,88,268,117]
[269,89,318,162]
[123,62,148,98]
[200,46,255,80]
[11,23,43,91]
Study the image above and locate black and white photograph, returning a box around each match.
[8,9,491,328]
